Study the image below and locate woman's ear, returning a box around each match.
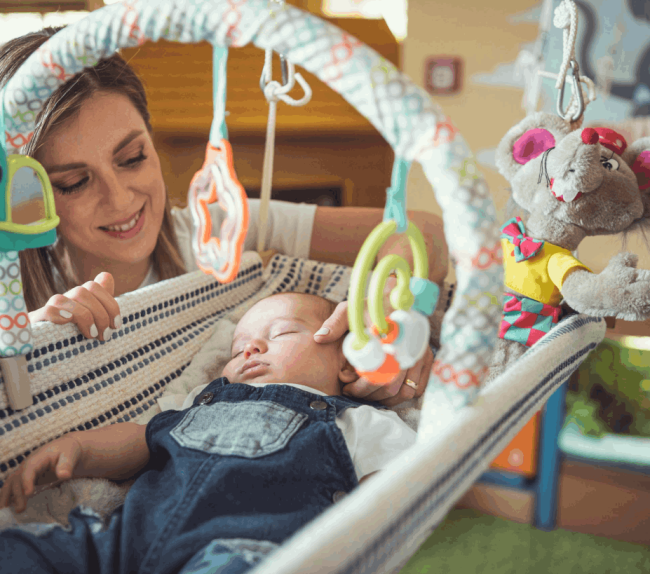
[339,358,359,385]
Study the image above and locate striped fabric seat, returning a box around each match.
[0,252,351,488]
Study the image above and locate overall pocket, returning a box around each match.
[170,401,308,458]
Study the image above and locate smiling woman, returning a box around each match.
[34,93,168,295]
[0,28,186,314]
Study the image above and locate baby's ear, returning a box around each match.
[339,357,359,385]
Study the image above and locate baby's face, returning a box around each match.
[223,294,354,396]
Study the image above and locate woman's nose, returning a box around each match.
[101,172,135,208]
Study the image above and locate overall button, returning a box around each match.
[333,491,347,503]
[198,392,214,405]
[309,401,327,411]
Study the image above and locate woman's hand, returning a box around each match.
[28,272,122,342]
[0,434,83,514]
[314,300,435,407]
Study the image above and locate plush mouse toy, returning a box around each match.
[488,111,650,381]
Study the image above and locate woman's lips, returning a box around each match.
[100,206,145,240]
[105,208,142,227]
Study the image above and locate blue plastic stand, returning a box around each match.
[479,380,569,530]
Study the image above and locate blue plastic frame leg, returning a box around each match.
[534,380,569,531]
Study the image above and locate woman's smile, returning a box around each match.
[100,205,146,239]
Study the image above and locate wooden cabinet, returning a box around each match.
[489,412,541,478]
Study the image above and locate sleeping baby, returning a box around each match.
[0,291,416,574]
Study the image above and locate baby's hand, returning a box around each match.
[28,272,121,342]
[0,434,83,514]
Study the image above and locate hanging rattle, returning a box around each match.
[188,45,250,284]
[342,158,440,384]
[0,100,59,409]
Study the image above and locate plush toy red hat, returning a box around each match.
[592,127,627,156]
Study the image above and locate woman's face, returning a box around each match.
[35,91,166,269]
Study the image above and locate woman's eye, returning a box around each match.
[600,157,619,171]
[121,152,147,168]
[55,177,89,194]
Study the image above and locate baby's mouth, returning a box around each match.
[241,361,268,374]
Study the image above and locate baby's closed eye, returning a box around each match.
[271,331,296,338]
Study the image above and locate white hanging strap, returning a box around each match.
[543,0,595,123]
[553,0,578,89]
[256,47,312,252]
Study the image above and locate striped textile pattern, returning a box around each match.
[0,252,351,488]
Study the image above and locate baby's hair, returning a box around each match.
[262,291,338,323]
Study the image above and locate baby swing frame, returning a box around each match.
[0,1,607,572]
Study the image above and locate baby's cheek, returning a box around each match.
[222,360,236,380]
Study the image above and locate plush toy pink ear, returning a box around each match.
[631,150,650,191]
[512,128,555,165]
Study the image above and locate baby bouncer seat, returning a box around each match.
[0,2,606,572]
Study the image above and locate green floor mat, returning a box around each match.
[401,509,650,574]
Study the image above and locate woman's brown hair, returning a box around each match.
[0,26,186,311]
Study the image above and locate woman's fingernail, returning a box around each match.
[103,328,113,341]
[315,327,330,337]
[59,310,73,319]
[90,324,98,338]
[114,315,122,329]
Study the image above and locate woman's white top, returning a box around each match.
[139,199,318,288]
[158,382,417,481]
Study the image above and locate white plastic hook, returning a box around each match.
[259,49,312,107]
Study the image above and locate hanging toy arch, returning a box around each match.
[4,1,502,417]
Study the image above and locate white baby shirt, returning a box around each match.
[158,383,417,481]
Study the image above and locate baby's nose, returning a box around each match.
[244,344,261,359]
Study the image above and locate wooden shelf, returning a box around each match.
[122,17,399,139]
[456,459,650,545]
[125,16,400,210]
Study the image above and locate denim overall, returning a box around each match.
[0,378,379,574]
